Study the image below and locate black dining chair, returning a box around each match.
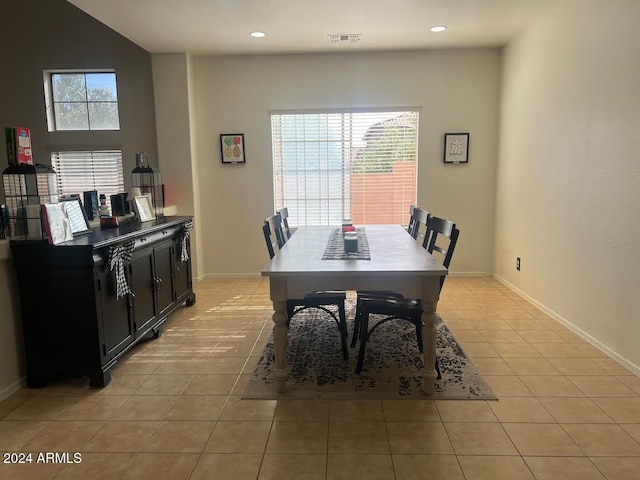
[353,216,460,374]
[262,214,349,359]
[406,204,418,234]
[412,208,431,246]
[407,205,418,235]
[407,207,429,241]
[350,206,431,347]
[276,207,292,241]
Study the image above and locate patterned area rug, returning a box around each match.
[243,302,497,400]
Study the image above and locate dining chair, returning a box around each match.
[413,208,431,246]
[407,207,429,241]
[406,204,418,235]
[276,207,292,241]
[350,206,431,345]
[262,215,349,359]
[353,216,460,374]
[351,207,429,346]
[406,204,418,234]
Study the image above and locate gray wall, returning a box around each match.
[0,0,158,399]
[0,0,159,205]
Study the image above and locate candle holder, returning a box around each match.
[131,152,164,219]
[1,164,58,240]
[344,231,359,253]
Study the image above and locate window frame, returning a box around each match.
[270,108,420,227]
[43,70,120,132]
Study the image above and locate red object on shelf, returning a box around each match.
[15,126,33,166]
[342,226,356,232]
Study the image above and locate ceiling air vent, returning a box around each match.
[328,34,361,44]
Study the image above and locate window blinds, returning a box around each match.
[50,150,125,208]
[271,110,418,226]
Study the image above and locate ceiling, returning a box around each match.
[67,0,558,56]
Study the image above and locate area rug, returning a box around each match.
[243,303,497,400]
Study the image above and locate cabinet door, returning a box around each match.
[173,237,192,303]
[154,241,175,319]
[130,251,157,334]
[97,269,134,361]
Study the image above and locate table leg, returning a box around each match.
[421,277,441,395]
[271,300,288,393]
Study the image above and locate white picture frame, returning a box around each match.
[133,195,155,222]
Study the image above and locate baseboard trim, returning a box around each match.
[493,274,640,377]
[199,272,492,279]
[201,273,262,279]
[449,272,492,277]
[0,377,25,402]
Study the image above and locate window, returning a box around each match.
[51,150,124,209]
[44,72,120,131]
[271,110,418,226]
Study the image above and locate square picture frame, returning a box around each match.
[133,195,155,222]
[443,133,470,164]
[220,133,246,164]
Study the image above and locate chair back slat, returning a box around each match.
[407,204,418,234]
[276,207,292,240]
[263,213,285,259]
[425,216,460,289]
[262,222,276,259]
[408,207,429,240]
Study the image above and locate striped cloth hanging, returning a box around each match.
[109,240,135,300]
[181,220,193,262]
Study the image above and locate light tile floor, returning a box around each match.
[1,276,640,479]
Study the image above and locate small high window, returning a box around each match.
[44,71,120,131]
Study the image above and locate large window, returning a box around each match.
[51,150,124,208]
[44,71,120,131]
[271,110,418,226]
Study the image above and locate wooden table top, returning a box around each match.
[262,224,447,278]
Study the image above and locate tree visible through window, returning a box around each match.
[45,72,120,131]
[271,110,418,226]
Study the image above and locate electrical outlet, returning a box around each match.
[516,257,521,271]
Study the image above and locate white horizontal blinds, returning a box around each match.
[50,150,125,208]
[271,110,418,226]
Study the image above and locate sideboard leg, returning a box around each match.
[186,293,196,307]
[89,370,112,388]
[26,373,48,388]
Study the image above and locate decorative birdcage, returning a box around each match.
[131,152,163,219]
[1,164,58,240]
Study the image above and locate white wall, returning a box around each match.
[152,53,204,278]
[495,0,640,369]
[186,49,501,276]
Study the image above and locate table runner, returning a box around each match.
[322,227,371,260]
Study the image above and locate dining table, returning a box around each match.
[261,224,448,395]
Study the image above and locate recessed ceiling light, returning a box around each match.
[430,26,447,33]
[250,31,266,38]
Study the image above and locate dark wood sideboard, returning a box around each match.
[10,216,196,388]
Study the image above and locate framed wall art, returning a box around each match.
[443,133,469,164]
[220,133,246,164]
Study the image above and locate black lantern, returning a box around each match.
[131,152,164,219]
[1,164,58,240]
